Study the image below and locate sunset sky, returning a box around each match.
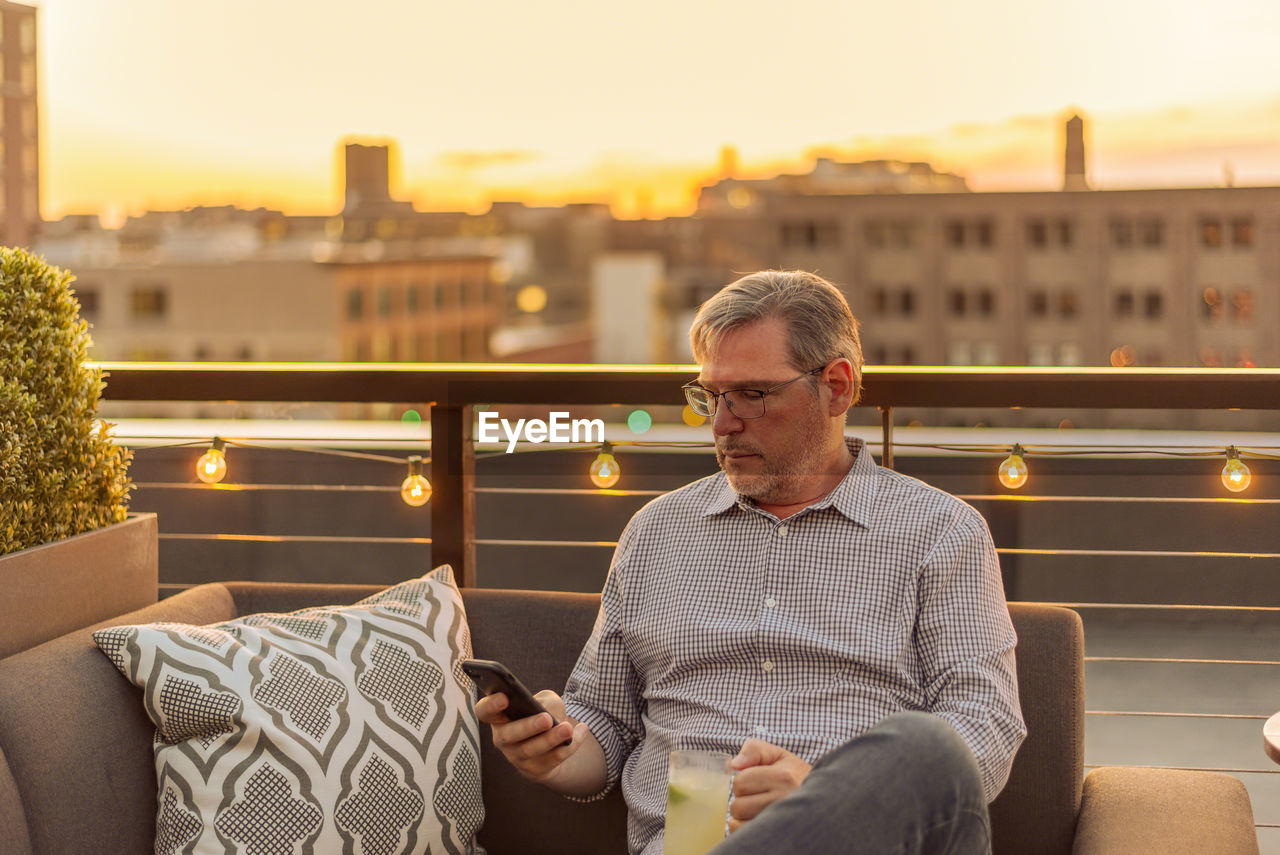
[39,0,1280,223]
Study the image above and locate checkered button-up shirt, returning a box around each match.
[563,438,1026,855]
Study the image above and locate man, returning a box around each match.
[477,270,1026,855]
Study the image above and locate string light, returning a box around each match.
[400,455,432,506]
[589,442,621,488]
[1221,446,1251,493]
[196,437,228,484]
[997,443,1029,490]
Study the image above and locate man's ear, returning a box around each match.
[821,359,856,416]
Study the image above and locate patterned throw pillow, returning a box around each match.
[93,565,484,855]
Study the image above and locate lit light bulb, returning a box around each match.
[196,438,228,484]
[401,455,432,507]
[590,444,621,489]
[681,405,707,427]
[998,444,1029,490]
[1221,447,1251,493]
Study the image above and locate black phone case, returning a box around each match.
[461,659,551,721]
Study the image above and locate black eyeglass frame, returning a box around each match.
[682,366,826,419]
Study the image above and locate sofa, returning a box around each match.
[0,581,1260,855]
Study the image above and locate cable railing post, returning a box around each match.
[880,405,894,470]
[430,402,476,587]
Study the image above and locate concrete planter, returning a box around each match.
[0,513,158,659]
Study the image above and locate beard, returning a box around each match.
[715,401,834,504]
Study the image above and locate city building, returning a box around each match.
[651,116,1279,373]
[1,0,38,247]
[36,206,502,365]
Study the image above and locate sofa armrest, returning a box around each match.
[1072,766,1259,855]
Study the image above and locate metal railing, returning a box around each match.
[97,361,1280,586]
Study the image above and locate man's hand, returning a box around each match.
[475,689,588,786]
[728,738,813,831]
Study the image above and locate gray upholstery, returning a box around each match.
[0,582,1259,855]
[990,604,1085,855]
[1073,767,1261,855]
[0,583,237,855]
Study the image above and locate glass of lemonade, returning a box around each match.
[664,749,733,855]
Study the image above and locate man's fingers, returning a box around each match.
[534,689,568,718]
[507,720,575,759]
[491,710,558,748]
[729,791,773,824]
[731,737,784,770]
[474,692,510,724]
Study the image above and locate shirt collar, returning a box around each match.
[702,436,878,528]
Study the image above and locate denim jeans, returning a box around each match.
[709,712,992,855]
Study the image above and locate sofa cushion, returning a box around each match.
[92,566,483,855]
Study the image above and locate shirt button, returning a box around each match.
[764,597,777,609]
[754,725,768,736]
[776,526,789,538]
[762,660,775,673]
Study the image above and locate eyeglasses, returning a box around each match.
[682,367,824,419]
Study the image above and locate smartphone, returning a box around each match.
[461,658,563,727]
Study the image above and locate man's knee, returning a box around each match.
[820,711,983,802]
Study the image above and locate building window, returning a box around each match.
[1026,219,1047,248]
[1140,217,1164,247]
[1030,218,1072,248]
[945,220,965,247]
[346,288,364,320]
[130,286,167,320]
[975,219,994,248]
[900,345,916,365]
[974,341,999,365]
[1057,342,1082,365]
[1058,290,1078,318]
[898,289,916,316]
[947,288,966,316]
[377,287,393,317]
[1144,291,1164,319]
[977,289,995,317]
[406,285,419,314]
[1110,218,1133,248]
[1231,289,1254,323]
[75,287,99,319]
[1027,342,1054,366]
[1199,217,1222,248]
[1056,219,1073,248]
[1028,290,1049,318]
[1231,218,1253,247]
[781,219,839,249]
[946,341,971,365]
[1114,290,1134,317]
[870,287,888,315]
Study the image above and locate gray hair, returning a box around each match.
[690,270,862,403]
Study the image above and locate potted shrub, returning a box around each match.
[0,247,157,658]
